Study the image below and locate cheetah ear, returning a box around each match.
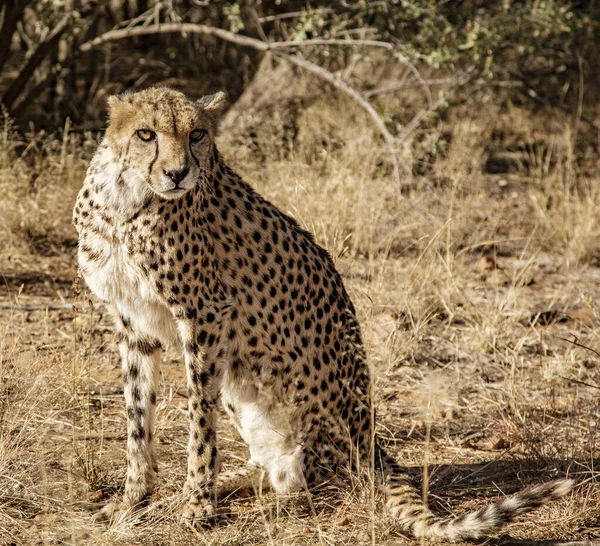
[106,94,130,123]
[198,91,227,118]
[106,94,134,143]
[106,93,130,113]
[107,94,122,110]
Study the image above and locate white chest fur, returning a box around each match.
[78,230,180,348]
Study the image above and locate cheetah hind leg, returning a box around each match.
[216,463,270,499]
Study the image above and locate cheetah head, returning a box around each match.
[105,87,226,201]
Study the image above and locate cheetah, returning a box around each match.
[72,87,573,541]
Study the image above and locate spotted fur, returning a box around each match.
[73,87,573,539]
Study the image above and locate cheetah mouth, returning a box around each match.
[155,174,196,198]
[158,187,188,199]
[154,180,193,197]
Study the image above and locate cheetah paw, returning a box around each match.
[91,501,125,524]
[180,500,216,528]
[91,497,147,525]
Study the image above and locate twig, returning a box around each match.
[498,542,600,546]
[268,38,395,50]
[258,8,333,23]
[572,53,584,147]
[80,24,397,54]
[79,22,272,53]
[74,432,124,441]
[250,8,268,43]
[0,302,76,311]
[393,53,434,108]
[0,299,105,311]
[555,373,600,391]
[395,93,449,144]
[15,21,33,50]
[364,77,462,98]
[119,3,163,30]
[554,334,600,360]
[331,27,379,39]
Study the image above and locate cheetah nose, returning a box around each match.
[164,166,190,184]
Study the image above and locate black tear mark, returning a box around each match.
[189,141,200,167]
[148,139,159,178]
[117,137,134,185]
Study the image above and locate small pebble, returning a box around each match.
[88,490,104,502]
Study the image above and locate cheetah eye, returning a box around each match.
[190,129,206,143]
[136,129,156,142]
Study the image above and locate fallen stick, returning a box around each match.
[0,302,75,311]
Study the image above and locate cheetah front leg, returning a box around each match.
[119,331,161,508]
[180,341,220,526]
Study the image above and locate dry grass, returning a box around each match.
[2,83,600,545]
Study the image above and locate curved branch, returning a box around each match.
[272,50,401,190]
[80,23,396,53]
[79,23,270,53]
[364,78,460,98]
[269,38,394,50]
[79,23,403,190]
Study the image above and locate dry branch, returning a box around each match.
[79,22,405,189]
[268,38,394,50]
[0,302,75,311]
[79,22,271,53]
[364,78,461,98]
[258,8,334,24]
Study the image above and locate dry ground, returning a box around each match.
[2,90,600,545]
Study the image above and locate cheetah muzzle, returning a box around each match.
[72,87,574,541]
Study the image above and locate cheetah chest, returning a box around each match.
[78,230,179,347]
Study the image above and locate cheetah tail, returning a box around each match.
[376,445,574,542]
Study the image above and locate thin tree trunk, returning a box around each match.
[0,0,30,75]
[2,12,71,110]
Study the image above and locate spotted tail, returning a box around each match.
[377,446,573,541]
